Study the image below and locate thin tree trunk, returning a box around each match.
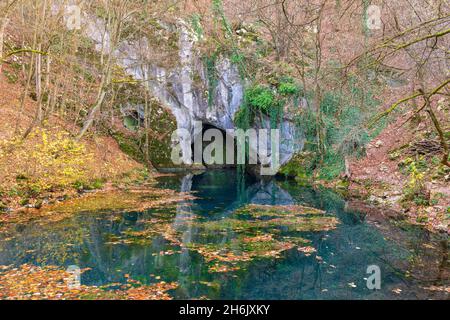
[76,57,111,141]
[35,43,42,121]
[20,0,47,138]
[0,17,9,74]
[424,96,450,167]
[15,51,35,134]
[144,88,150,163]
[76,1,123,141]
[76,91,106,141]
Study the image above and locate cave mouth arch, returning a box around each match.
[191,123,237,169]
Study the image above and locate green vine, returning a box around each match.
[190,13,203,40]
[204,53,219,108]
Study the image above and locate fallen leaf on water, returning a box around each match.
[298,246,317,256]
[0,264,178,300]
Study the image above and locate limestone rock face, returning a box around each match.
[86,18,304,171]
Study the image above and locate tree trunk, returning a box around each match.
[0,17,9,74]
[76,91,106,141]
[344,156,352,180]
[424,96,450,167]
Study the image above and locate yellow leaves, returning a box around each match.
[0,128,93,193]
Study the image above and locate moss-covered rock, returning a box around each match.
[279,152,316,184]
[113,100,178,169]
[148,105,177,169]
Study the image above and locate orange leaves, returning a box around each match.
[208,263,241,273]
[121,282,178,300]
[235,204,326,219]
[297,246,317,257]
[0,184,195,232]
[242,234,274,243]
[0,264,178,300]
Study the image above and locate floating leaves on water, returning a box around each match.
[43,187,196,214]
[186,233,297,273]
[298,246,317,256]
[0,264,177,300]
[422,285,450,293]
[0,186,196,236]
[208,263,241,273]
[2,198,339,280]
[178,204,339,273]
[235,204,326,219]
[198,281,220,290]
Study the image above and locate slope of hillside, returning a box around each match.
[349,106,450,233]
[0,68,145,211]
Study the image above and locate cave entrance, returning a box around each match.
[191,123,237,169]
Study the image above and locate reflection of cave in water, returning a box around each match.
[191,172,332,290]
[174,174,194,273]
[184,170,293,216]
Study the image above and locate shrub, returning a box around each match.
[0,128,92,193]
[278,80,299,96]
[402,158,429,206]
[246,85,274,113]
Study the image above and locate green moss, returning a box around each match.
[190,14,203,39]
[204,53,219,108]
[416,215,428,223]
[279,152,315,183]
[148,105,177,168]
[84,179,106,191]
[113,132,146,163]
[317,151,346,181]
[19,198,30,206]
[235,204,325,218]
[3,70,18,84]
[182,203,338,273]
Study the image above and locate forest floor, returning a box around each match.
[0,69,146,211]
[348,108,450,234]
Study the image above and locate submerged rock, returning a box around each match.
[181,203,338,273]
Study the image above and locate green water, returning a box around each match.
[0,170,448,299]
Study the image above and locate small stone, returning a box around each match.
[436,224,448,233]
